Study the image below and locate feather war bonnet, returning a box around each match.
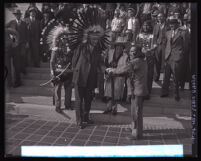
[47,25,70,50]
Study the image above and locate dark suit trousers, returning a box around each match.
[74,85,93,124]
[131,96,144,137]
[146,56,154,95]
[18,44,26,73]
[180,51,190,88]
[54,80,72,109]
[5,50,12,87]
[162,60,183,96]
[29,40,40,67]
[97,72,105,98]
[154,44,165,79]
[12,47,22,84]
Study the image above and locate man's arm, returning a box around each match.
[152,24,158,45]
[112,61,132,75]
[50,49,57,76]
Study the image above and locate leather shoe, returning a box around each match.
[55,107,62,113]
[85,118,94,124]
[144,95,150,100]
[126,134,137,140]
[112,107,117,115]
[154,77,159,82]
[65,106,70,110]
[79,122,86,129]
[103,108,112,114]
[175,96,180,101]
[124,127,132,132]
[13,82,21,88]
[160,93,169,97]
[22,70,27,76]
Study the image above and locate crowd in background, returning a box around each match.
[5,2,191,102]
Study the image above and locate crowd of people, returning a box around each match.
[5,3,192,138]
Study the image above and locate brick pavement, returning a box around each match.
[5,110,192,157]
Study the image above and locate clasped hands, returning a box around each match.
[106,68,115,75]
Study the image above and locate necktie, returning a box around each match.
[31,17,35,22]
[172,30,175,38]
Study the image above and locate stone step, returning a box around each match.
[26,67,50,73]
[9,83,191,101]
[6,103,76,123]
[8,86,61,96]
[40,62,50,68]
[6,95,191,117]
[8,88,190,110]
[22,73,51,80]
[22,79,52,88]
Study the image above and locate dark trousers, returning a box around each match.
[19,44,26,73]
[131,96,144,137]
[162,60,183,96]
[29,40,40,67]
[5,51,12,87]
[74,85,94,124]
[154,44,165,80]
[146,56,154,95]
[12,47,22,85]
[180,52,190,88]
[97,72,104,98]
[54,80,72,109]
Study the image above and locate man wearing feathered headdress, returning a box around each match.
[49,26,73,113]
[69,8,109,129]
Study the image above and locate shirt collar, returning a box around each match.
[16,19,21,23]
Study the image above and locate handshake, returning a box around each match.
[105,68,115,75]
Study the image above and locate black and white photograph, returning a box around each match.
[4,2,197,157]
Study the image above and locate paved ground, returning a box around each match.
[5,99,192,157]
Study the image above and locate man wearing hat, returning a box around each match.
[40,9,52,62]
[153,12,168,81]
[179,14,191,90]
[160,16,185,101]
[151,9,159,27]
[6,9,29,87]
[127,8,140,43]
[25,8,41,67]
[24,3,43,21]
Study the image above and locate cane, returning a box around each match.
[111,75,114,106]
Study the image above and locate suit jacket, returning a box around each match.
[6,20,28,45]
[153,23,168,46]
[113,58,148,97]
[25,18,41,42]
[72,44,105,89]
[164,29,184,62]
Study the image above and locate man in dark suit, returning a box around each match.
[179,14,191,90]
[160,17,185,101]
[6,9,29,87]
[25,8,41,67]
[24,3,43,21]
[153,12,168,81]
[72,37,105,129]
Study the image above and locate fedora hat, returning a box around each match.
[13,9,22,15]
[152,9,159,16]
[28,7,37,13]
[168,16,179,24]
